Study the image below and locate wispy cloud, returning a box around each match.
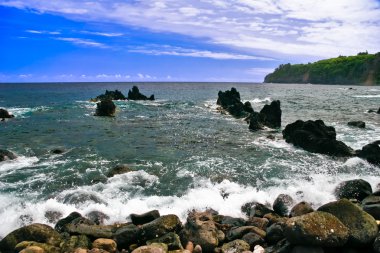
[26,29,61,35]
[80,31,124,37]
[55,37,108,48]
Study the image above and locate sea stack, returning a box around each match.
[128,86,155,100]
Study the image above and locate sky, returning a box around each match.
[0,0,379,82]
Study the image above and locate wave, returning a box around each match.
[353,94,380,98]
[6,106,51,118]
[0,156,39,173]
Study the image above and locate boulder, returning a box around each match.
[273,194,294,217]
[19,246,45,253]
[147,232,183,250]
[259,100,281,128]
[226,226,266,241]
[86,211,110,225]
[0,149,17,162]
[246,217,269,231]
[318,199,378,246]
[220,240,250,253]
[0,224,61,252]
[140,214,182,241]
[95,100,116,117]
[347,121,365,128]
[130,210,160,226]
[60,235,91,253]
[132,243,168,253]
[92,238,117,253]
[215,215,246,228]
[362,195,380,219]
[179,210,221,253]
[113,224,140,250]
[247,112,264,131]
[334,179,372,201]
[15,241,60,253]
[51,149,65,155]
[217,88,250,118]
[241,202,273,218]
[243,102,254,113]
[0,108,14,119]
[282,120,355,157]
[264,238,292,253]
[107,165,133,178]
[55,212,83,233]
[284,211,349,247]
[91,90,126,102]
[357,141,380,166]
[241,232,264,250]
[289,202,314,217]
[128,86,154,101]
[266,223,285,245]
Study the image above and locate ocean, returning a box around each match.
[0,82,379,237]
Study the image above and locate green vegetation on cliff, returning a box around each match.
[264,52,380,85]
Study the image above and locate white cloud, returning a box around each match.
[2,0,380,58]
[55,37,108,48]
[80,31,123,37]
[26,29,61,35]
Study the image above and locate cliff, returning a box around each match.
[264,52,380,85]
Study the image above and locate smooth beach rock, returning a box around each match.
[334,179,372,201]
[179,210,220,253]
[282,120,355,157]
[263,213,287,226]
[290,201,314,217]
[140,214,182,241]
[86,211,110,225]
[147,232,183,250]
[241,202,273,218]
[259,100,282,128]
[241,233,264,250]
[357,141,380,166]
[221,240,250,253]
[0,149,17,162]
[128,86,154,101]
[215,215,246,228]
[266,223,286,244]
[15,241,60,253]
[0,108,14,119]
[362,195,380,219]
[113,224,140,250]
[348,121,365,128]
[92,90,126,102]
[92,239,117,253]
[19,246,45,253]
[0,224,61,252]
[95,100,116,117]
[246,217,269,231]
[217,88,250,118]
[130,210,160,226]
[193,245,202,253]
[284,211,349,247]
[60,235,91,253]
[273,194,294,217]
[253,245,264,253]
[107,164,133,178]
[132,243,168,253]
[318,199,378,246]
[226,226,266,241]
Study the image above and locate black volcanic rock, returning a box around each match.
[0,149,17,162]
[0,108,14,119]
[348,121,365,128]
[357,140,380,166]
[282,120,354,157]
[259,100,281,128]
[95,100,116,117]
[217,88,250,118]
[128,86,154,100]
[91,90,126,102]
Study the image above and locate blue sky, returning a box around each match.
[1,0,379,82]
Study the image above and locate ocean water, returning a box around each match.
[0,82,379,237]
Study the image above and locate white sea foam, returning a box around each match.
[353,94,380,98]
[6,106,50,118]
[251,97,271,103]
[0,156,39,172]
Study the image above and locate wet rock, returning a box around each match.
[128,86,155,101]
[132,243,168,253]
[51,149,65,155]
[65,222,115,239]
[248,112,264,131]
[92,239,117,253]
[243,102,254,113]
[86,211,110,225]
[107,164,133,178]
[362,195,380,219]
[273,194,294,217]
[55,212,83,233]
[0,108,14,119]
[147,232,183,250]
[241,233,264,250]
[179,210,220,253]
[0,224,61,252]
[92,90,126,102]
[318,199,378,246]
[378,107,380,114]
[140,214,182,241]
[263,213,287,226]
[266,223,285,245]
[284,211,349,247]
[61,192,106,206]
[0,149,17,162]
[374,233,380,253]
[15,241,60,253]
[347,121,365,128]
[259,100,282,128]
[44,211,63,224]
[290,202,314,217]
[246,217,269,231]
[334,179,372,201]
[357,141,380,166]
[253,245,265,253]
[95,100,116,117]
[291,245,324,253]
[215,215,246,228]
[217,88,250,118]
[19,246,45,253]
[282,120,355,157]
[60,235,91,253]
[265,238,292,253]
[221,240,250,253]
[226,226,266,241]
[113,224,140,250]
[241,202,273,218]
[130,210,160,226]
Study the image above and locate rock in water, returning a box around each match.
[217,88,250,118]
[318,199,378,246]
[284,211,349,247]
[377,107,380,114]
[282,119,354,156]
[0,149,17,162]
[128,86,155,100]
[334,179,372,201]
[362,195,380,219]
[357,140,380,166]
[247,112,264,131]
[272,194,294,217]
[130,210,160,226]
[107,164,133,177]
[91,90,126,102]
[290,202,314,217]
[259,100,282,128]
[0,108,14,119]
[95,100,116,117]
[348,121,365,128]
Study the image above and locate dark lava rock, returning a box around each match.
[282,120,355,157]
[285,211,349,247]
[217,88,250,118]
[265,238,292,253]
[130,210,160,226]
[0,223,62,252]
[241,202,274,218]
[259,100,282,128]
[357,140,380,166]
[362,195,380,219]
[348,121,365,128]
[0,149,17,162]
[248,112,264,131]
[147,232,183,250]
[221,239,250,253]
[243,101,254,113]
[334,179,372,201]
[92,89,126,102]
[246,217,269,230]
[318,199,378,246]
[55,212,83,233]
[95,100,116,117]
[273,194,294,217]
[107,164,133,177]
[266,222,286,244]
[140,214,182,241]
[0,108,14,119]
[378,107,380,114]
[241,232,264,250]
[86,211,110,225]
[226,226,266,241]
[290,201,314,217]
[51,148,65,154]
[128,86,154,101]
[113,224,140,249]
[60,234,91,253]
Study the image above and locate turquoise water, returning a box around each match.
[0,82,379,237]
